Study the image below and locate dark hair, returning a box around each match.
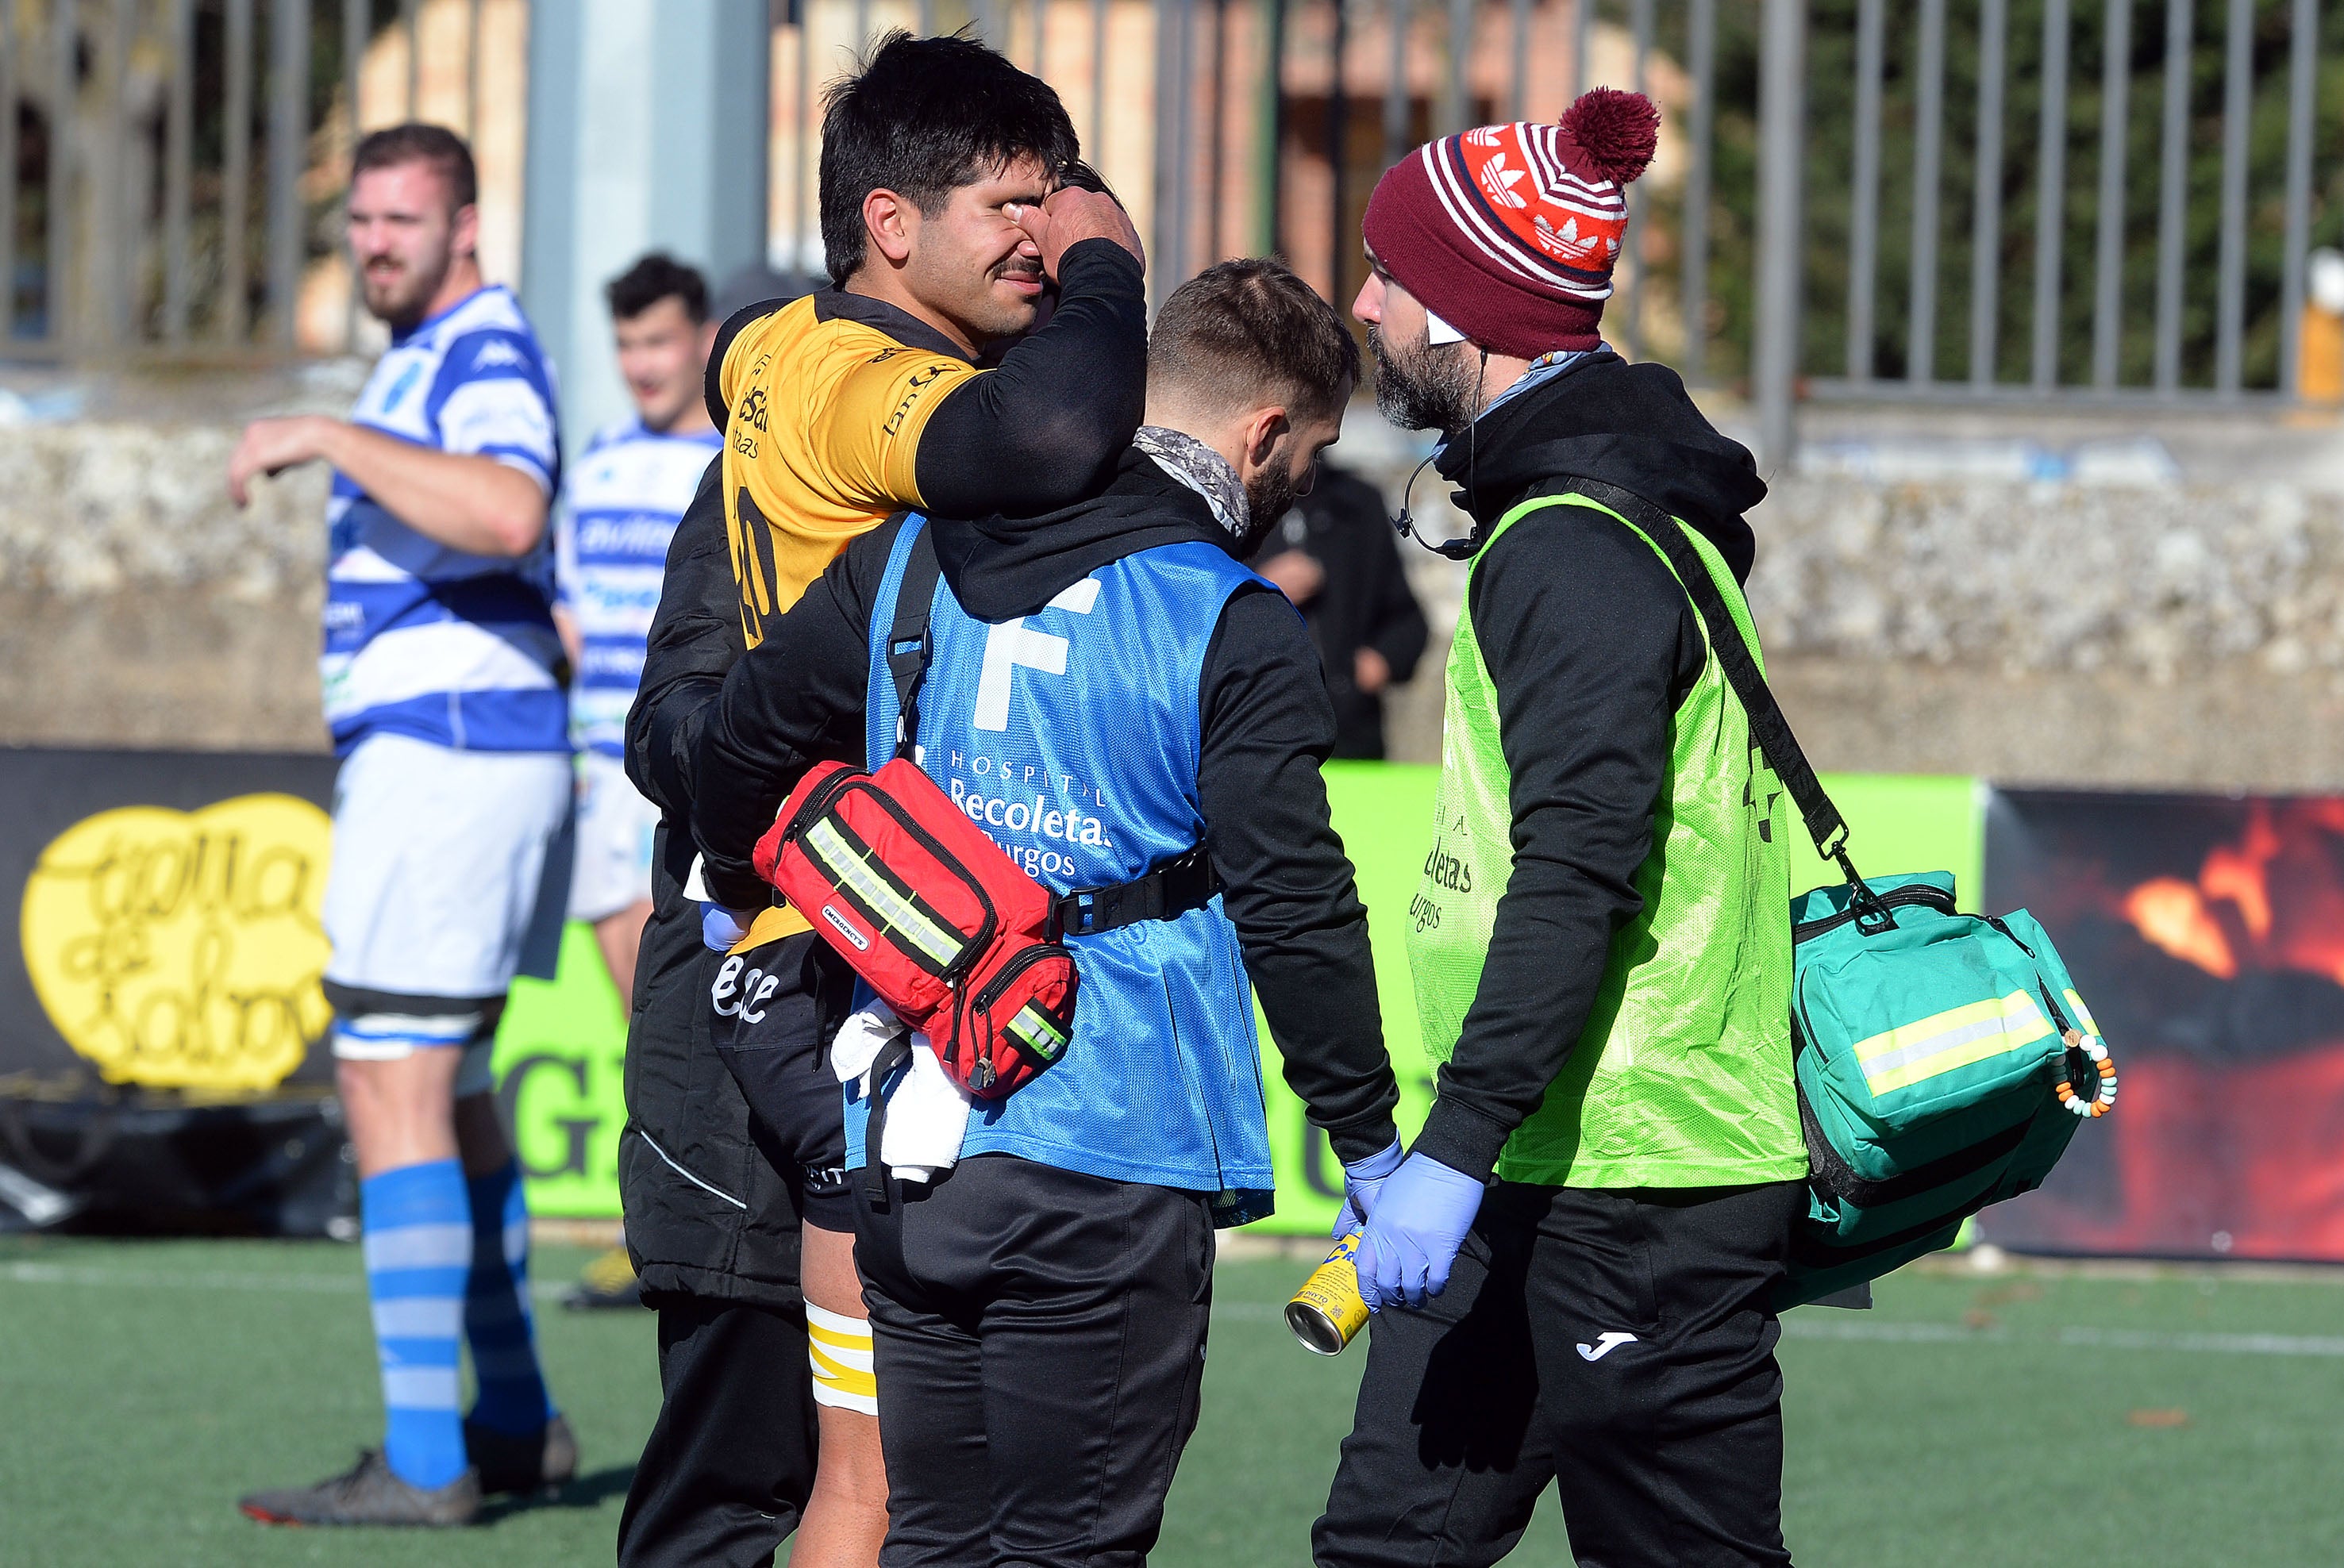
[352,123,477,213]
[818,29,1080,286]
[1149,259,1362,422]
[606,252,710,325]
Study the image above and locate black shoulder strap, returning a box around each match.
[884,521,943,762]
[1549,478,1883,915]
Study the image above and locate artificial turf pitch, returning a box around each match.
[5,1237,2342,1566]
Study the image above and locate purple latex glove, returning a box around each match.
[700,902,756,953]
[1333,1136,1406,1241]
[1354,1151,1487,1312]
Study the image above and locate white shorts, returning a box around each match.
[569,750,661,924]
[323,732,574,1003]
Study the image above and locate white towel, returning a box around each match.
[829,1004,972,1183]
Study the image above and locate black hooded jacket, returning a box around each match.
[617,263,1149,1307]
[1406,350,1773,1183]
[690,450,1403,1166]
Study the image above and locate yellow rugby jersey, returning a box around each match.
[717,290,982,648]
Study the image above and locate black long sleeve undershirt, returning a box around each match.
[691,521,1399,1164]
[1407,506,1709,1182]
[624,455,735,819]
[641,240,1148,817]
[1196,589,1399,1162]
[913,240,1147,519]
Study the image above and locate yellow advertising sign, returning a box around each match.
[19,793,333,1091]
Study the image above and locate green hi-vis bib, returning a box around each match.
[1407,490,1809,1189]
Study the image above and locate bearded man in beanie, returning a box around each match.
[1311,88,1810,1568]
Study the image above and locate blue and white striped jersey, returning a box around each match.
[322,284,567,756]
[554,418,721,757]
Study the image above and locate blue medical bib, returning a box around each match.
[846,517,1276,1220]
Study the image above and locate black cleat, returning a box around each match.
[239,1448,479,1527]
[464,1412,578,1497]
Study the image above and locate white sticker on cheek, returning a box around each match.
[1426,309,1468,346]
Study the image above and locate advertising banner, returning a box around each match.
[1981,789,2344,1262]
[0,748,340,1094]
[6,749,1984,1231]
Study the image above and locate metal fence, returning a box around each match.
[1799,0,2329,409]
[771,0,1731,367]
[772,0,2344,450]
[6,0,2336,444]
[0,0,510,359]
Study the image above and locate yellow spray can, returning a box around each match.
[1286,1232,1370,1355]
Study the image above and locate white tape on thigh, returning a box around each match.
[806,1301,878,1415]
[331,1012,486,1062]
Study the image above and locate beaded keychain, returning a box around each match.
[2055,1028,2118,1118]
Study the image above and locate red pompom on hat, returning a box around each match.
[1362,87,1660,359]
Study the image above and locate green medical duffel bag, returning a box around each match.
[1777,872,2111,1309]
[1559,481,2115,1312]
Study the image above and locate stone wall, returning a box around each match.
[1751,476,2344,792]
[5,407,2339,795]
[0,419,329,752]
[1357,445,2344,793]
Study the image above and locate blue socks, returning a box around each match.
[361,1159,557,1489]
[361,1159,472,1490]
[462,1162,554,1438]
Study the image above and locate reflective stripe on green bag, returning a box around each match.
[1550,479,2115,1312]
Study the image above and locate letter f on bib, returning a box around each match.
[973,578,1101,731]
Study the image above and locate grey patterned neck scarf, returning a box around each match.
[1132,425,1249,539]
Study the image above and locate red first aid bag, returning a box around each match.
[755,755,1077,1098]
[743,524,1219,1101]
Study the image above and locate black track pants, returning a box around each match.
[853,1154,1214,1568]
[617,1295,821,1568]
[1314,1180,1806,1568]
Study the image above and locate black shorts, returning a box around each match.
[705,928,856,1230]
[853,1155,1214,1566]
[1313,1180,1805,1568]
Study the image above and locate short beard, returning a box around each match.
[361,248,453,330]
[1368,325,1482,436]
[1237,465,1299,550]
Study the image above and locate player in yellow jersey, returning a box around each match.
[709,61,1142,654]
[614,32,1146,1568]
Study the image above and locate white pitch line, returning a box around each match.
[2,1261,361,1293]
[0,1259,570,1302]
[1213,1307,2344,1359]
[1213,1305,2344,1358]
[10,1263,2344,1359]
[1783,1316,2344,1359]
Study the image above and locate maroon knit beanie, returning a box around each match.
[1361,87,1660,359]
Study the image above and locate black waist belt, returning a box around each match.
[1046,846,1218,940]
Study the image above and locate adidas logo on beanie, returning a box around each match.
[1362,86,1660,359]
